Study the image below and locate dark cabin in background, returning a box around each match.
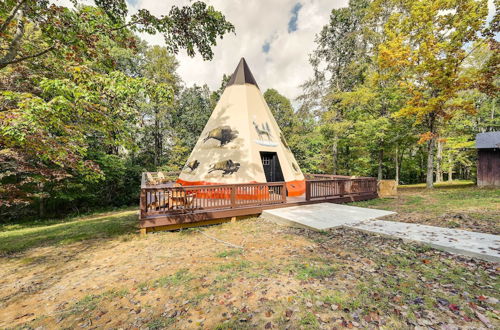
[475,132,500,187]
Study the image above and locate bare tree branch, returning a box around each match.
[0,0,27,34]
[0,8,25,69]
[0,45,55,69]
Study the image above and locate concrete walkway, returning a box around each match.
[261,203,500,262]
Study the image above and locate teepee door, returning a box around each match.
[260,152,284,182]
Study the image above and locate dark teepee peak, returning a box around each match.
[227,58,259,89]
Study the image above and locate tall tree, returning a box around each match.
[306,0,371,174]
[139,46,180,168]
[375,0,490,188]
[263,89,297,139]
[168,85,213,169]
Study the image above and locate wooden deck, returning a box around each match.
[139,173,379,232]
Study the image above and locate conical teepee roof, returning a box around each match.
[227,58,259,89]
[177,57,305,196]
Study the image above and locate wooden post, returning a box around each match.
[140,189,146,219]
[231,216,236,223]
[281,182,287,203]
[339,180,344,197]
[140,228,147,236]
[305,181,311,201]
[230,185,236,208]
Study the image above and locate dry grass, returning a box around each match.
[1,199,499,329]
[353,182,500,234]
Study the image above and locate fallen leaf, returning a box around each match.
[475,311,493,328]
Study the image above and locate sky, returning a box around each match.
[128,0,350,100]
[59,0,497,101]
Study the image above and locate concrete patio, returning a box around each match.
[262,203,500,262]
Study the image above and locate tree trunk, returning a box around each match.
[395,145,399,185]
[332,135,338,175]
[448,154,453,182]
[38,182,45,218]
[0,8,24,69]
[426,137,435,188]
[436,139,443,183]
[154,108,161,167]
[377,149,384,180]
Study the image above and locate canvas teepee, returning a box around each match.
[177,58,305,196]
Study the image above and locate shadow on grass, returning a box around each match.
[0,210,138,255]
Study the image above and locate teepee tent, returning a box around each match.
[177,58,305,196]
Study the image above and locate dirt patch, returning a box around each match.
[1,218,498,329]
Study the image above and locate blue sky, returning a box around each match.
[288,3,303,33]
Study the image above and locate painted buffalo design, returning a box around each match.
[203,126,238,146]
[208,160,241,176]
[184,160,200,172]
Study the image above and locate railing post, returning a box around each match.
[140,189,146,219]
[305,181,311,201]
[230,185,236,208]
[281,183,287,203]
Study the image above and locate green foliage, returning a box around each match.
[1,1,232,220]
[168,84,213,169]
[264,88,297,139]
[0,0,234,69]
[295,0,496,184]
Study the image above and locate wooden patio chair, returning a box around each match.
[168,186,196,211]
[157,172,167,183]
[146,172,158,185]
[147,190,169,210]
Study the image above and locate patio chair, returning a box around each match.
[146,172,158,185]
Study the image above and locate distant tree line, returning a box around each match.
[1,0,498,221]
[0,0,233,220]
[290,0,498,188]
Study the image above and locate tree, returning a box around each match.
[375,0,490,188]
[306,0,371,174]
[139,46,180,168]
[168,85,213,169]
[0,0,234,69]
[263,89,297,139]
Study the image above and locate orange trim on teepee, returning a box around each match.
[286,180,305,197]
[176,179,305,199]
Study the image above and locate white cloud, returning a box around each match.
[132,0,349,101]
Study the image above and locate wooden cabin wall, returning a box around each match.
[477,149,500,187]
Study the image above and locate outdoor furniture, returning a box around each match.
[169,189,196,210]
[146,172,158,185]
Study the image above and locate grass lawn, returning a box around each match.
[0,185,498,329]
[352,181,500,234]
[0,207,138,255]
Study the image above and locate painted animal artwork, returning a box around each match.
[208,160,241,176]
[203,126,238,146]
[253,121,272,141]
[184,160,200,172]
[292,162,299,172]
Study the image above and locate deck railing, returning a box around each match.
[140,172,378,219]
[140,181,287,218]
[305,177,377,201]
